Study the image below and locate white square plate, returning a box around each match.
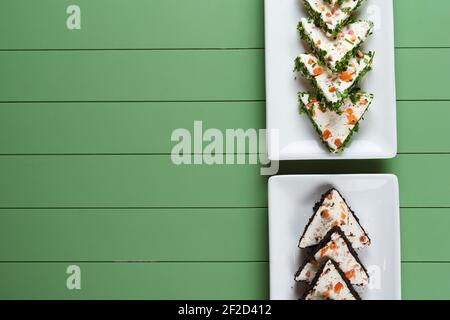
[265,0,397,160]
[268,174,401,300]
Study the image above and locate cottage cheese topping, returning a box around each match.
[299,92,372,152]
[297,52,373,104]
[296,230,369,286]
[299,18,373,71]
[299,189,369,249]
[305,0,362,35]
[304,260,357,300]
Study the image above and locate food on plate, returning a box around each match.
[292,0,375,299]
[303,0,367,37]
[302,259,361,300]
[298,91,372,153]
[297,17,373,72]
[298,188,370,249]
[295,52,374,109]
[295,226,369,286]
[324,0,347,5]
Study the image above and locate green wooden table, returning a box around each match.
[0,0,449,299]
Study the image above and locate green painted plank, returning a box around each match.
[402,263,450,300]
[401,208,450,262]
[396,48,450,100]
[0,262,269,300]
[0,208,268,262]
[0,50,265,102]
[0,155,267,208]
[0,0,448,49]
[0,101,266,154]
[397,101,450,153]
[0,262,445,299]
[0,208,447,262]
[394,0,450,48]
[0,101,449,154]
[0,0,264,50]
[0,155,448,208]
[0,49,448,101]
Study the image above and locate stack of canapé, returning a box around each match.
[295,0,374,153]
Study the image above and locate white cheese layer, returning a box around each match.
[299,18,373,71]
[296,230,369,286]
[305,0,363,36]
[299,92,372,152]
[299,189,369,249]
[297,52,373,104]
[304,260,357,300]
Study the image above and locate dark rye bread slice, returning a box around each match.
[295,226,369,286]
[299,188,370,249]
[301,258,361,300]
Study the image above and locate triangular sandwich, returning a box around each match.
[299,188,370,249]
[295,226,369,286]
[302,259,361,300]
[304,0,367,37]
[298,17,373,72]
[298,91,372,153]
[295,52,373,109]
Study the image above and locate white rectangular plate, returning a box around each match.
[268,174,401,300]
[265,0,397,160]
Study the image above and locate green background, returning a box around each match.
[0,0,449,299]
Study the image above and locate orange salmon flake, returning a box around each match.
[321,209,330,219]
[320,247,329,257]
[345,269,356,280]
[313,67,324,76]
[339,71,353,82]
[360,236,367,244]
[334,282,344,294]
[347,114,357,125]
[322,129,332,140]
